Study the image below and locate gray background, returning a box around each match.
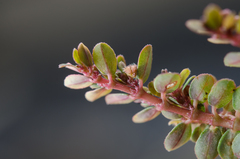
[1,0,240,159]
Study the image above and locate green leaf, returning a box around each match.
[137,44,153,84]
[72,48,82,65]
[154,73,181,93]
[132,106,160,123]
[179,68,191,88]
[182,75,195,92]
[191,127,201,143]
[92,42,117,77]
[162,111,182,120]
[233,86,240,111]
[218,129,238,159]
[195,126,222,159]
[164,123,191,151]
[77,43,93,67]
[191,125,204,143]
[105,93,133,105]
[189,74,216,103]
[235,19,240,34]
[232,132,240,158]
[64,74,92,89]
[185,19,211,35]
[85,88,112,102]
[203,4,222,30]
[208,79,236,108]
[224,52,240,67]
[148,81,160,96]
[117,55,126,72]
[222,13,235,31]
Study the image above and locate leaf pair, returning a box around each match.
[189,74,236,110]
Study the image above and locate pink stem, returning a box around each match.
[95,75,236,130]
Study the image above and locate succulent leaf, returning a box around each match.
[232,132,240,158]
[203,4,223,30]
[154,73,181,93]
[132,106,160,123]
[218,129,238,159]
[195,126,222,159]
[224,52,240,67]
[85,88,112,102]
[232,86,240,111]
[164,123,191,151]
[117,55,126,72]
[77,43,93,67]
[148,81,160,96]
[179,68,191,88]
[92,42,117,77]
[207,38,231,44]
[137,45,153,84]
[162,111,182,120]
[105,93,133,105]
[208,79,236,109]
[64,74,92,89]
[185,19,211,35]
[189,74,216,103]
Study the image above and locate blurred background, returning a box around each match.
[1,0,240,159]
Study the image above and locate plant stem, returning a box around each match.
[93,75,237,130]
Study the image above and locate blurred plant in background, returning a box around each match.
[60,4,240,159]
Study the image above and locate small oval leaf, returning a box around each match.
[208,79,236,108]
[195,126,222,159]
[222,13,235,31]
[207,38,231,44]
[224,52,240,67]
[64,74,92,89]
[182,75,196,92]
[179,68,191,87]
[191,126,202,143]
[218,129,238,159]
[148,81,160,96]
[233,86,240,111]
[105,93,133,105]
[189,74,216,103]
[137,45,153,84]
[117,55,126,72]
[132,106,160,123]
[232,132,240,158]
[85,88,112,102]
[77,43,93,67]
[185,19,211,35]
[162,111,182,120]
[203,4,222,30]
[164,123,191,151]
[154,73,181,93]
[72,48,82,65]
[92,42,117,77]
